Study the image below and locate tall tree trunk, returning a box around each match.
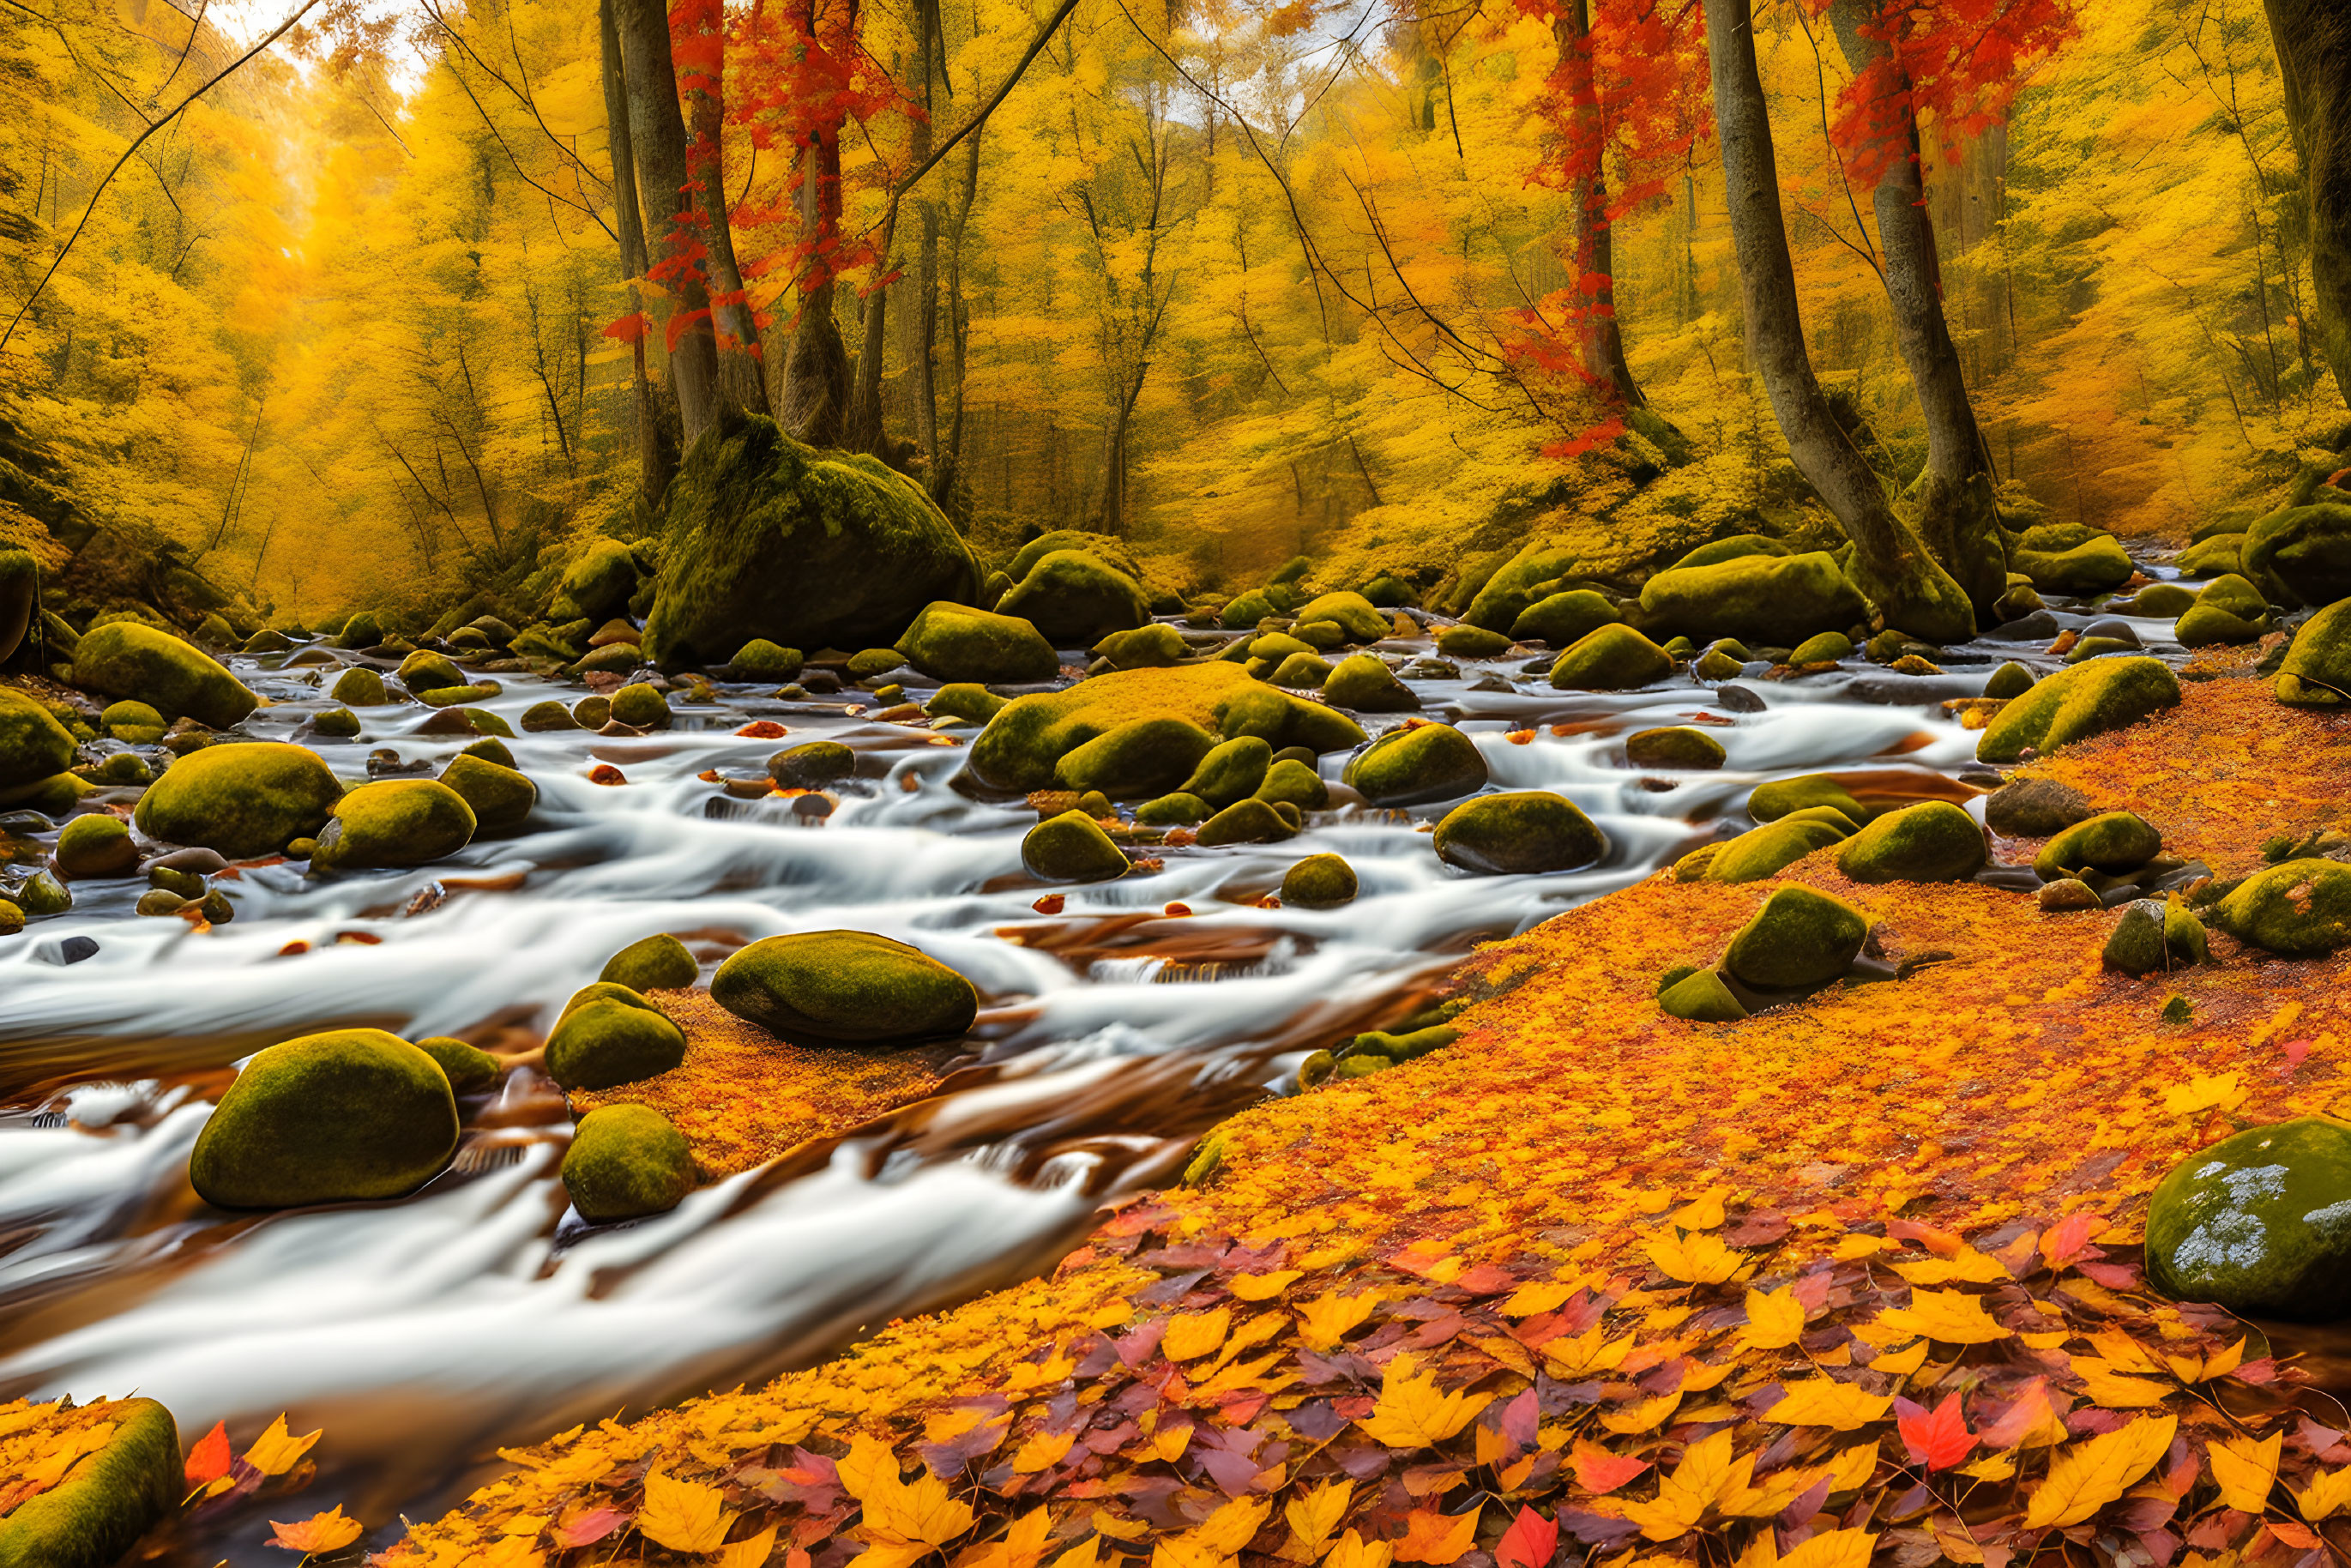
[1699,0,1974,642]
[1553,0,1644,407]
[1827,0,2006,620]
[933,120,985,508]
[913,0,943,479]
[612,0,720,448]
[776,124,852,446]
[843,201,896,454]
[680,32,768,419]
[2264,0,2351,409]
[599,0,678,503]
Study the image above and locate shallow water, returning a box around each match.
[0,600,2183,1562]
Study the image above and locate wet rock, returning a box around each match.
[2277,596,2351,708]
[1136,791,1209,825]
[2011,534,2134,596]
[397,649,468,697]
[927,684,1008,725]
[1281,853,1358,908]
[416,1035,501,1093]
[1748,773,1866,826]
[2176,603,2264,648]
[1180,736,1272,807]
[15,868,69,915]
[1789,630,1854,664]
[0,898,20,935]
[310,707,360,739]
[190,1028,458,1207]
[1342,721,1488,806]
[1055,717,1217,799]
[71,623,256,728]
[2119,582,2198,617]
[711,930,979,1043]
[1714,684,1767,713]
[2102,900,2167,975]
[1682,816,1848,884]
[2146,1118,2351,1318]
[0,1396,180,1568]
[1836,800,1986,884]
[600,932,700,992]
[1549,624,1673,691]
[847,648,907,683]
[728,638,805,683]
[54,814,136,879]
[2242,501,2351,606]
[609,682,670,730]
[564,1103,696,1223]
[1693,648,1745,682]
[968,664,1362,793]
[1638,551,1868,646]
[1254,758,1329,811]
[1975,655,2180,763]
[1434,624,1512,660]
[517,700,578,733]
[1985,777,2093,837]
[1982,662,2036,702]
[769,740,855,790]
[1268,651,1334,690]
[2034,811,2161,880]
[1660,968,1748,1022]
[998,551,1150,645]
[2173,534,2242,578]
[2038,877,2102,912]
[1091,623,1187,672]
[1323,653,1418,712]
[1510,589,1619,648]
[545,982,689,1090]
[133,742,342,859]
[0,690,75,793]
[1022,809,1130,882]
[438,754,536,833]
[571,696,612,729]
[1432,791,1605,875]
[310,779,477,871]
[1196,797,1296,847]
[2211,859,2351,955]
[100,699,166,744]
[1721,886,1868,990]
[2065,636,2140,663]
[1625,727,1725,770]
[1293,591,1390,643]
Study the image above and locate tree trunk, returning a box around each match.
[1699,0,1973,642]
[843,201,896,454]
[776,124,851,447]
[913,0,944,474]
[934,123,985,508]
[612,0,720,449]
[599,0,678,503]
[2264,0,2351,408]
[1827,0,2005,621]
[1553,0,1644,408]
[681,34,768,419]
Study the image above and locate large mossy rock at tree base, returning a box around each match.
[997,551,1150,645]
[2146,1118,2351,1319]
[1836,800,1986,884]
[2277,596,2351,706]
[1671,534,1790,571]
[1975,656,2181,763]
[1550,624,1673,691]
[967,663,1363,793]
[133,742,342,859]
[1342,722,1488,805]
[2010,534,2135,596]
[190,1029,458,1208]
[563,1104,696,1223]
[312,779,477,871]
[2212,859,2351,956]
[1432,791,1605,874]
[545,983,688,1090]
[438,753,536,832]
[0,1396,179,1568]
[713,930,979,1043]
[0,689,75,790]
[2242,501,2351,607]
[1023,810,1130,882]
[642,413,980,666]
[71,622,256,727]
[895,600,1059,684]
[600,932,699,992]
[1637,552,1866,647]
[1722,886,1868,991]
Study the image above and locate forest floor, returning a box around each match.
[365,658,2348,1567]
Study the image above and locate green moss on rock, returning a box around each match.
[1549,624,1673,691]
[1660,968,1749,1022]
[55,813,136,879]
[1136,792,1209,825]
[2242,501,2351,607]
[609,682,670,729]
[1432,791,1605,874]
[2011,535,2134,596]
[439,753,537,832]
[134,742,341,859]
[1789,631,1854,665]
[2034,811,2162,879]
[564,1103,696,1222]
[730,638,805,682]
[1054,717,1216,799]
[545,983,688,1090]
[1687,818,1848,884]
[2212,859,2351,956]
[1342,722,1488,805]
[998,551,1150,645]
[415,1035,501,1093]
[397,649,468,695]
[71,622,256,727]
[1625,727,1725,770]
[1721,885,1868,990]
[2146,1118,2351,1319]
[1196,797,1296,846]
[311,779,477,871]
[2276,596,2351,707]
[1638,552,1867,646]
[1836,800,1986,884]
[2173,535,2242,577]
[1435,624,1513,660]
[1322,653,1418,712]
[1293,592,1390,643]
[190,1028,458,1206]
[1094,623,1188,670]
[1254,758,1329,811]
[600,932,699,992]
[1281,853,1357,908]
[1022,809,1130,881]
[1975,655,2181,763]
[1180,736,1273,807]
[0,690,75,790]
[1510,589,1619,647]
[0,1397,179,1568]
[770,740,856,789]
[710,929,979,1042]
[1749,774,1866,825]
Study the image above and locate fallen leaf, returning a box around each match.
[1358,1354,1492,1448]
[2022,1414,2178,1529]
[1764,1379,1893,1432]
[639,1468,734,1554]
[184,1420,231,1489]
[1896,1393,1979,1472]
[2209,1432,2281,1515]
[1390,1504,1480,1565]
[266,1504,364,1553]
[244,1414,323,1478]
[720,1524,782,1568]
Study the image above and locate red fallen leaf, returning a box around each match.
[552,1505,630,1548]
[1505,729,1536,745]
[274,940,310,957]
[334,932,383,945]
[266,1504,363,1553]
[736,721,789,739]
[1033,895,1065,914]
[2268,1522,2324,1551]
[588,764,628,786]
[2234,1359,2281,1385]
[1895,1391,1979,1471]
[1569,1440,1649,1493]
[1494,1505,1558,1568]
[184,1421,231,1488]
[2077,1259,2142,1289]
[2041,1211,2107,1270]
[1162,902,1192,918]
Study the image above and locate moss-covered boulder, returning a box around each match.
[1661,968,1749,1022]
[1196,797,1295,846]
[1053,717,1216,799]
[928,684,1009,725]
[1293,591,1389,643]
[71,622,256,728]
[0,689,75,791]
[325,666,390,708]
[1749,774,1866,825]
[1023,809,1130,881]
[1267,651,1333,690]
[99,699,166,744]
[847,648,907,682]
[598,932,699,993]
[1219,589,1276,629]
[2011,535,2135,596]
[416,1034,501,1092]
[2173,534,2242,577]
[397,649,468,696]
[1836,800,1986,884]
[1625,727,1725,770]
[1323,653,1418,712]
[55,813,136,879]
[642,412,980,665]
[1432,791,1605,874]
[330,611,383,648]
[998,551,1150,646]
[711,929,979,1042]
[1094,623,1188,670]
[1462,540,1584,630]
[0,1396,180,1568]
[2277,596,2351,707]
[2211,859,2351,956]
[968,663,1363,792]
[190,1028,458,1207]
[1180,735,1273,807]
[1549,624,1673,691]
[0,546,33,666]
[729,638,805,683]
[1136,791,1209,825]
[1689,817,1848,884]
[1789,630,1854,665]
[1510,589,1619,648]
[2175,602,2264,648]
[1281,853,1357,908]
[1253,757,1328,811]
[1435,624,1513,660]
[2146,1118,2351,1319]
[2200,573,2270,619]
[563,1104,696,1223]
[1342,722,1488,805]
[2119,582,2199,618]
[311,779,477,871]
[2242,502,2351,607]
[2033,811,2161,879]
[438,753,536,833]
[769,740,855,790]
[1637,552,1867,646]
[519,699,582,733]
[609,682,670,729]
[546,983,688,1090]
[134,742,341,859]
[1975,656,2180,763]
[554,539,647,624]
[1722,886,1868,990]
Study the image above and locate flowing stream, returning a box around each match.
[0,590,2188,1563]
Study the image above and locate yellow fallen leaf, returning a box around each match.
[1012,1432,1076,1473]
[1543,1325,1635,1378]
[1600,1391,1682,1436]
[719,1523,782,1568]
[866,1465,978,1547]
[1875,1290,2010,1345]
[2163,1071,2247,1118]
[1670,1191,1727,1230]
[2022,1414,2177,1529]
[1890,1250,2011,1286]
[1282,1477,1354,1557]
[2071,1359,2173,1408]
[2299,1463,2351,1523]
[1163,1307,1232,1362]
[1778,1529,1877,1568]
[840,1433,901,1502]
[1619,1428,1737,1540]
[639,1468,734,1555]
[1960,1451,2016,1482]
[1737,1285,1807,1351]
[1765,1379,1892,1432]
[1232,1270,1303,1302]
[2167,1339,2246,1384]
[1644,1231,1744,1286]
[953,1508,1054,1568]
[1869,1341,1929,1376]
[1295,1291,1380,1351]
[1325,1531,1394,1568]
[244,1414,324,1478]
[1358,1354,1492,1448]
[1501,1281,1576,1318]
[2209,1432,2281,1514]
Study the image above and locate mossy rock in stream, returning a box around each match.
[564,1103,696,1223]
[2243,501,2351,607]
[1292,591,1390,642]
[2277,596,2351,707]
[2146,1118,2351,1319]
[1660,968,1749,1022]
[438,753,536,833]
[1054,717,1217,799]
[2010,535,2135,596]
[1975,656,2181,763]
[545,983,688,1090]
[0,689,75,791]
[1281,853,1358,908]
[1342,722,1487,806]
[1637,552,1867,647]
[2210,859,2351,956]
[609,682,670,729]
[133,742,342,859]
[1721,886,1868,991]
[1625,727,1725,770]
[1549,624,1673,691]
[1432,791,1605,875]
[1748,774,1867,826]
[1789,630,1854,665]
[713,930,979,1043]
[190,1028,459,1207]
[416,1034,502,1093]
[1180,735,1273,808]
[1266,651,1332,690]
[54,814,136,879]
[2173,535,2242,577]
[1982,662,2035,702]
[310,779,476,871]
[1023,810,1130,883]
[600,932,700,992]
[100,699,166,744]
[1094,623,1188,671]
[70,622,256,727]
[927,684,1009,725]
[1196,797,1296,847]
[1836,800,1986,884]
[967,663,1363,793]
[520,700,581,733]
[1462,540,1584,630]
[1218,589,1276,629]
[1435,624,1513,659]
[1136,792,1209,825]
[1254,758,1329,811]
[1322,654,1418,712]
[729,638,805,683]
[769,740,857,790]
[396,649,468,696]
[2033,810,2162,880]
[1510,589,1619,648]
[998,551,1150,646]
[2118,582,2199,618]
[1687,817,1849,884]
[0,1397,180,1568]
